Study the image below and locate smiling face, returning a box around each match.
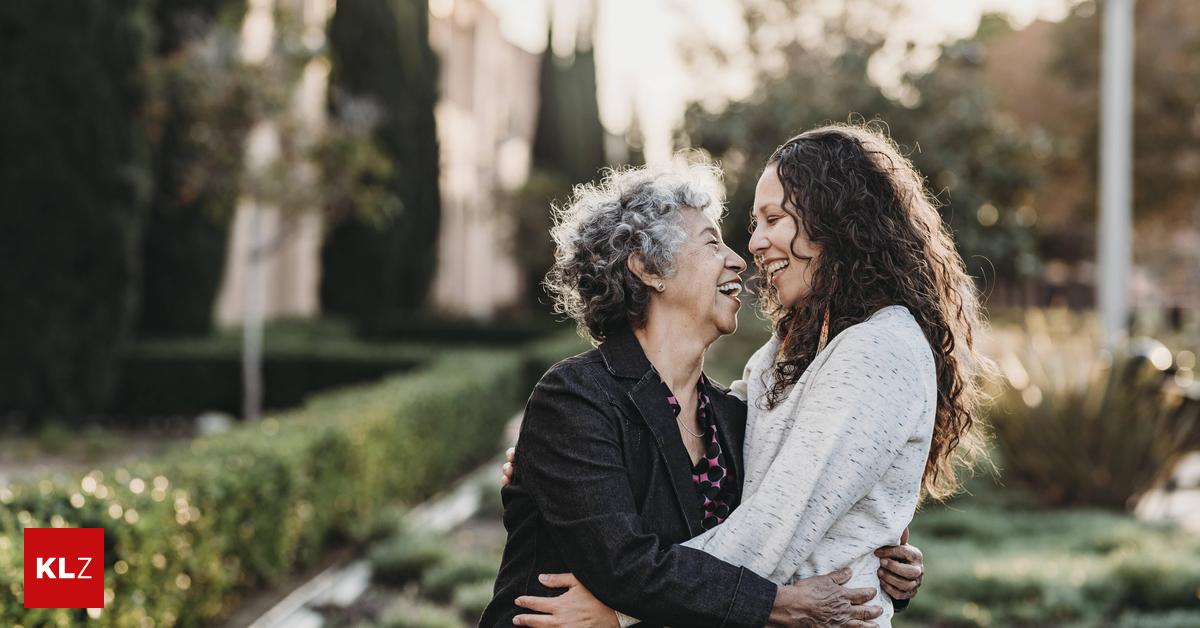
[650,207,747,340]
[749,164,821,309]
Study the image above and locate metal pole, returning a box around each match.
[1098,0,1135,346]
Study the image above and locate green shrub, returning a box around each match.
[369,531,449,586]
[906,475,1200,627]
[420,556,499,603]
[985,309,1200,509]
[0,339,571,626]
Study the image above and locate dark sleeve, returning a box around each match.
[516,364,776,628]
[893,597,909,612]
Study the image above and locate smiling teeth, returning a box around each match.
[765,260,789,276]
[717,281,742,297]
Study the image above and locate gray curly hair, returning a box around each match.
[544,162,725,343]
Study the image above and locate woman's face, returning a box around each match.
[655,207,747,338]
[749,164,821,309]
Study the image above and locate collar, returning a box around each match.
[598,324,654,379]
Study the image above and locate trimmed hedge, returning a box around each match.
[361,311,562,345]
[0,335,582,626]
[113,339,424,418]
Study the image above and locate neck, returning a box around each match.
[633,310,711,395]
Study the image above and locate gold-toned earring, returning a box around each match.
[816,307,831,353]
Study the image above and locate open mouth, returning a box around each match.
[764,259,789,280]
[717,280,742,299]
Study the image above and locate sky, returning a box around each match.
[480,0,1075,161]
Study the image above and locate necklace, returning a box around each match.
[676,415,705,439]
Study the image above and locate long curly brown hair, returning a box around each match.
[754,122,992,501]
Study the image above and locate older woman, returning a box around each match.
[480,162,923,628]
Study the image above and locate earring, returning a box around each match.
[656,282,665,292]
[816,307,831,353]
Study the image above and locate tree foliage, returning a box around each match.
[320,0,442,326]
[0,0,155,419]
[677,1,1044,287]
[509,20,608,311]
[137,0,256,337]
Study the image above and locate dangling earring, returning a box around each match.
[816,306,830,353]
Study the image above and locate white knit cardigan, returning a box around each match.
[619,305,937,628]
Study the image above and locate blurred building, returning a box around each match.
[428,0,539,317]
[216,0,538,324]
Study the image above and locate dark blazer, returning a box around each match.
[480,325,776,628]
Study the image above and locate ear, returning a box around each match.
[626,253,662,291]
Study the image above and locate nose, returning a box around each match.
[724,243,747,274]
[749,219,769,257]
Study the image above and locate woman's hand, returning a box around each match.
[770,567,881,627]
[501,447,515,487]
[873,527,924,600]
[513,573,619,627]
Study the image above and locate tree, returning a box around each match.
[1049,0,1200,224]
[509,17,608,311]
[0,0,154,419]
[320,0,441,327]
[676,1,1043,292]
[137,0,256,337]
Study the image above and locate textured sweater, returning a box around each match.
[620,305,936,627]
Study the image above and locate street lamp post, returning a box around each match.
[1098,0,1135,346]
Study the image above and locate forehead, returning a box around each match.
[679,206,719,233]
[753,164,786,211]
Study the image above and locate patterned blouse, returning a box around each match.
[661,373,735,530]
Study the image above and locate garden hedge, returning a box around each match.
[0,334,585,626]
[113,340,425,419]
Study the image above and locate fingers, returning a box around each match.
[513,613,553,627]
[846,621,879,628]
[502,461,514,482]
[829,566,853,585]
[514,595,558,614]
[879,557,923,580]
[878,569,918,595]
[845,586,878,605]
[538,573,579,589]
[876,543,923,564]
[850,604,883,620]
[900,526,910,545]
[506,447,516,463]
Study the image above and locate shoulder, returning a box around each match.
[829,306,932,370]
[537,348,606,386]
[528,349,614,406]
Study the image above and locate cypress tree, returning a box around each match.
[532,24,606,185]
[137,0,252,337]
[321,0,441,326]
[0,0,154,418]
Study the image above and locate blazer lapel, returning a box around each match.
[600,325,705,536]
[628,371,704,537]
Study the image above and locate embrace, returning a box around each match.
[481,123,989,627]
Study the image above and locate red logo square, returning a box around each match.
[23,527,105,609]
